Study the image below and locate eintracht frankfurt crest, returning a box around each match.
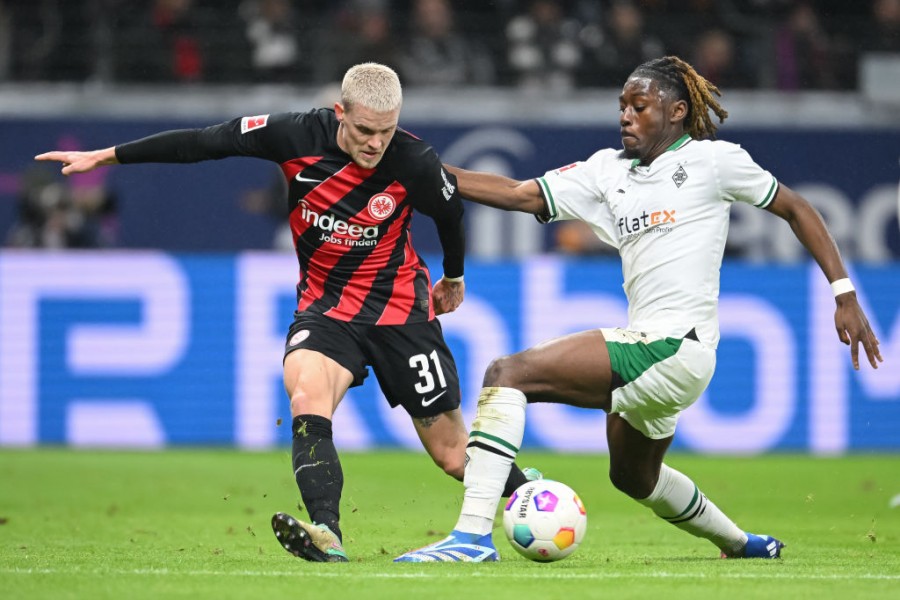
[368,193,396,220]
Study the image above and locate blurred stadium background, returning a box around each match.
[0,0,898,453]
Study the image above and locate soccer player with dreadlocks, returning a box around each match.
[395,56,882,562]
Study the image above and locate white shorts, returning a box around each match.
[603,327,716,439]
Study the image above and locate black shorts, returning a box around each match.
[284,312,461,418]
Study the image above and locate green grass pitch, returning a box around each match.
[2,449,898,599]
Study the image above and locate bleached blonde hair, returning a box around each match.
[341,63,403,113]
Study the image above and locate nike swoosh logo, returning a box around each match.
[295,174,323,184]
[421,390,447,407]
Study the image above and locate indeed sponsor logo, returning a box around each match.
[298,201,379,242]
[618,209,675,238]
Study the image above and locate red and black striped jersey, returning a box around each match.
[116,108,465,325]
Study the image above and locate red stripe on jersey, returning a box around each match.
[280,156,322,180]
[323,209,406,321]
[281,157,323,302]
[287,162,376,310]
[375,225,432,325]
[288,207,318,311]
[373,180,430,324]
[305,162,375,207]
[325,182,414,322]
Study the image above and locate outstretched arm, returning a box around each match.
[36,123,255,176]
[766,183,882,370]
[35,147,119,176]
[444,165,546,215]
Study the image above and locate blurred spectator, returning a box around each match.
[313,0,401,84]
[398,0,495,87]
[505,0,585,92]
[49,1,99,81]
[691,28,756,89]
[5,164,118,249]
[4,0,61,81]
[239,0,308,83]
[639,0,724,58]
[113,0,225,83]
[580,0,665,87]
[0,0,884,90]
[865,0,900,53]
[0,1,10,80]
[773,2,837,90]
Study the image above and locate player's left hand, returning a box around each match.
[834,293,882,370]
[35,148,118,175]
[433,277,464,315]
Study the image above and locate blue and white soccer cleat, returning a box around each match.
[394,530,500,563]
[723,533,784,559]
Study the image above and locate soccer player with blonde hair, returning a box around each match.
[36,62,535,563]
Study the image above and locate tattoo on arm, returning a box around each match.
[414,415,441,429]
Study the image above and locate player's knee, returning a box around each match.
[289,389,330,417]
[608,467,655,500]
[432,452,465,481]
[289,392,309,415]
[482,354,524,387]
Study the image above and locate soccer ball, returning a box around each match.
[502,479,587,562]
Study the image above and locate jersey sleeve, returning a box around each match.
[714,141,779,209]
[534,151,619,247]
[115,112,308,165]
[536,161,594,223]
[408,147,466,279]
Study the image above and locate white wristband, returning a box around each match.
[830,278,855,297]
[442,275,464,283]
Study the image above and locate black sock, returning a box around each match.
[291,414,343,542]
[502,463,529,497]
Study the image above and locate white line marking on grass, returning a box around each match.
[4,568,900,581]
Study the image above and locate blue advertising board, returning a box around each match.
[1,252,897,453]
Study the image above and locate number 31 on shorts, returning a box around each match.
[409,350,447,394]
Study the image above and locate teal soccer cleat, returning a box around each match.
[271,512,349,563]
[522,466,543,482]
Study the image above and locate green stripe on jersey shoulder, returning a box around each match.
[755,177,778,208]
[536,176,558,222]
[606,335,684,385]
[667,133,692,152]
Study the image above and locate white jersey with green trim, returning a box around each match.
[536,135,777,348]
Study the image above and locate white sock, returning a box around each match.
[455,387,527,536]
[637,464,748,555]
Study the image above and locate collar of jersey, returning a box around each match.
[629,133,692,169]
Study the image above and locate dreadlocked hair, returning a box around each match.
[631,56,729,140]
